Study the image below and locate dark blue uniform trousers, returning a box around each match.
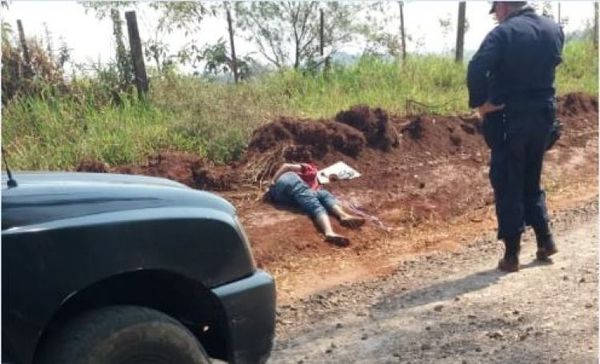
[487,104,553,240]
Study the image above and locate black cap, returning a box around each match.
[490,1,527,14]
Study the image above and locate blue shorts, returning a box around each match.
[269,172,338,218]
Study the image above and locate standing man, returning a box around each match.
[467,2,564,272]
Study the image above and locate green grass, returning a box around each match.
[2,40,597,170]
[556,40,598,94]
[262,55,468,117]
[3,97,176,169]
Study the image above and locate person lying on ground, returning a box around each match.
[267,162,365,246]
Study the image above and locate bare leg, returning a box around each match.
[315,213,349,246]
[330,204,366,228]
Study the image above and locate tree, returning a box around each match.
[438,14,453,53]
[224,1,239,83]
[57,37,71,69]
[321,3,363,62]
[235,2,315,69]
[199,39,254,80]
[353,2,404,58]
[81,2,216,72]
[1,21,68,103]
[110,9,133,88]
[150,2,215,34]
[81,1,137,19]
[234,2,361,70]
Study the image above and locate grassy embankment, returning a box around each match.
[2,40,597,170]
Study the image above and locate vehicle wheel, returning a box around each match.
[37,305,210,364]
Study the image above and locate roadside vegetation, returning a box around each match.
[2,32,597,170]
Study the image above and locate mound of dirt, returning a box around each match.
[401,117,424,139]
[115,152,202,187]
[242,105,402,185]
[192,164,239,191]
[247,116,367,159]
[395,114,484,160]
[335,105,400,151]
[75,92,597,200]
[557,92,599,117]
[246,120,295,153]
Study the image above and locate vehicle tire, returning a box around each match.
[37,305,210,364]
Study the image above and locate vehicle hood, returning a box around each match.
[2,172,236,230]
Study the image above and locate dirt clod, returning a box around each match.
[76,159,109,173]
[191,163,238,191]
[335,105,400,151]
[402,117,424,139]
[558,92,598,117]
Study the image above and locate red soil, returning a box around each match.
[76,94,598,272]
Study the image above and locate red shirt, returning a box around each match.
[298,163,320,190]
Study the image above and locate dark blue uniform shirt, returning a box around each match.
[467,7,564,108]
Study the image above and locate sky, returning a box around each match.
[1,1,596,71]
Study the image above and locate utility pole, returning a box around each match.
[455,1,466,63]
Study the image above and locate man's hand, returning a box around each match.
[478,102,505,119]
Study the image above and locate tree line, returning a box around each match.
[81,1,477,82]
[2,1,597,104]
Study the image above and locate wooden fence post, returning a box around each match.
[16,20,33,77]
[124,11,148,98]
[455,2,466,63]
[320,8,330,72]
[398,2,407,62]
[320,8,324,58]
[594,2,599,49]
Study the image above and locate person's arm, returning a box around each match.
[467,28,505,117]
[271,163,302,185]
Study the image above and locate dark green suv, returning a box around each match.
[2,172,276,364]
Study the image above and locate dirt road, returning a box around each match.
[270,201,598,363]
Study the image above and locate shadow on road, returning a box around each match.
[372,259,552,314]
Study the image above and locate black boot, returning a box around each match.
[534,227,558,262]
[498,235,521,272]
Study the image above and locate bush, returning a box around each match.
[1,29,67,104]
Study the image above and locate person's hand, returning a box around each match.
[478,102,505,119]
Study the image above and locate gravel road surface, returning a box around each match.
[270,201,598,363]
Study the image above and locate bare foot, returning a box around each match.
[325,233,350,247]
[340,216,366,229]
